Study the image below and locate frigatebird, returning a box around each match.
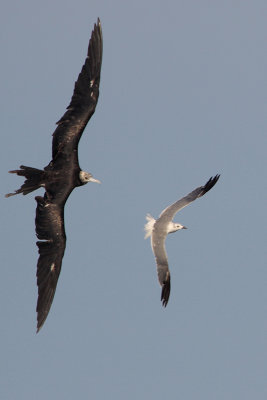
[144,175,220,306]
[6,19,103,332]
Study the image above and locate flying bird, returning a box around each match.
[6,19,103,332]
[144,175,220,307]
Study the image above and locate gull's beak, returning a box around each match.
[182,226,187,229]
[89,177,101,184]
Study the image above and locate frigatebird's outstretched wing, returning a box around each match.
[35,196,66,332]
[51,18,103,162]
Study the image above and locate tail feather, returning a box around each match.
[5,165,44,197]
[144,214,156,239]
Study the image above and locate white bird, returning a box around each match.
[145,175,220,306]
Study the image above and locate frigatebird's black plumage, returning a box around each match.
[6,19,103,332]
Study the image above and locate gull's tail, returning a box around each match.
[144,214,156,239]
[5,165,45,197]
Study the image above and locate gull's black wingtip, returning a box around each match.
[161,277,171,307]
[203,174,220,194]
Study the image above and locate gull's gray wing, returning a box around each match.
[151,222,171,307]
[159,175,220,223]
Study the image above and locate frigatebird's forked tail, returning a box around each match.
[5,166,45,197]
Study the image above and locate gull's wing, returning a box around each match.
[51,19,103,162]
[35,196,66,332]
[159,175,220,223]
[151,226,171,307]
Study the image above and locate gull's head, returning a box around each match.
[79,171,101,185]
[168,222,187,234]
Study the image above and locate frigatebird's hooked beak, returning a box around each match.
[89,177,101,184]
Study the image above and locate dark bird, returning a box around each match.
[6,19,103,332]
[144,175,220,307]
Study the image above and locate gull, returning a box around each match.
[145,175,220,306]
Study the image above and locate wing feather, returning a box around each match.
[151,228,171,306]
[35,196,66,332]
[52,19,103,160]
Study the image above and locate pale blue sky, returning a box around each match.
[1,1,266,399]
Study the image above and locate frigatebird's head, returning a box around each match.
[79,171,101,185]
